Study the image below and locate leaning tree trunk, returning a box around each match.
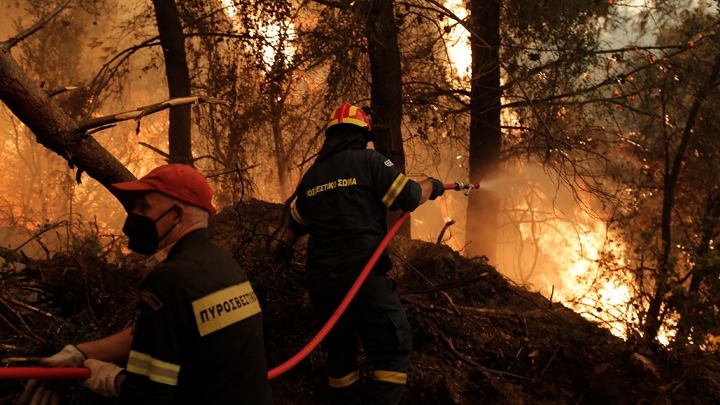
[362,0,409,237]
[0,44,134,189]
[465,0,502,261]
[152,0,193,165]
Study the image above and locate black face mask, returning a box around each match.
[122,205,179,255]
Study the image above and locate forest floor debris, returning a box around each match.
[1,199,719,404]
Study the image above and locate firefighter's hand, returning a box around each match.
[275,241,295,266]
[19,345,86,405]
[80,359,123,397]
[429,178,445,200]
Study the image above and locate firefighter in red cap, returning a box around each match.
[280,103,445,404]
[21,164,272,405]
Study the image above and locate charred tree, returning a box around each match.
[152,0,193,165]
[360,0,409,236]
[465,0,501,260]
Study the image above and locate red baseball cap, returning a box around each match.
[111,164,217,215]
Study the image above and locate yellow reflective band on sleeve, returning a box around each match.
[381,174,409,208]
[372,370,407,385]
[329,370,360,388]
[290,201,307,225]
[126,350,180,386]
[192,281,261,337]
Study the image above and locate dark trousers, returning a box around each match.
[309,272,412,405]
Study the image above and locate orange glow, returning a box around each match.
[443,0,470,80]
[221,0,296,69]
[412,163,643,340]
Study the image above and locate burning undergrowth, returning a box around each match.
[1,199,719,404]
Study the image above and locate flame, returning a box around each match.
[221,0,295,69]
[443,0,470,80]
[511,209,635,337]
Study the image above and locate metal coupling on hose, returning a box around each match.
[464,183,475,196]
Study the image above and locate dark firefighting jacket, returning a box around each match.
[288,132,422,287]
[120,229,272,404]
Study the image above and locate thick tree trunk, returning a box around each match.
[0,45,134,188]
[363,0,409,236]
[152,0,193,165]
[465,0,501,261]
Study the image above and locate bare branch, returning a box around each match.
[206,163,260,178]
[47,86,78,97]
[78,96,226,132]
[138,142,170,160]
[310,0,351,9]
[436,219,455,244]
[2,0,72,50]
[86,37,162,118]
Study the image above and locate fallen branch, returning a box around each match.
[47,86,78,97]
[439,331,533,382]
[541,345,561,376]
[439,291,461,315]
[459,305,544,319]
[402,272,489,295]
[436,219,455,244]
[0,309,44,344]
[391,253,436,287]
[402,295,546,319]
[1,295,53,318]
[78,96,226,132]
[0,247,29,265]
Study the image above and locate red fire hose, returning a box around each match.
[0,182,477,381]
[267,181,477,379]
[0,367,90,380]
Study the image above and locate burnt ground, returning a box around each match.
[2,198,720,404]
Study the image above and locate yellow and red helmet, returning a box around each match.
[326,103,372,131]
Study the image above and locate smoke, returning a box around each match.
[0,0,172,255]
[412,161,635,337]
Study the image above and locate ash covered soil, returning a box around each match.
[2,199,720,404]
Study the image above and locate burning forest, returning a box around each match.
[2,0,720,403]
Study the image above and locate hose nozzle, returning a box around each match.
[448,181,480,196]
[464,183,475,196]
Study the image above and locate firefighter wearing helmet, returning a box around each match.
[280,103,444,404]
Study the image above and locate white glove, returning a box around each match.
[80,359,123,397]
[40,345,86,367]
[19,345,86,405]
